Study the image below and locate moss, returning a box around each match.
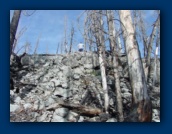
[89,70,101,76]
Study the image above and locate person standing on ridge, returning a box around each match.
[78,42,84,52]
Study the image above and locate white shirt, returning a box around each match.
[78,43,84,49]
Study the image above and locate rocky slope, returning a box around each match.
[10,52,160,122]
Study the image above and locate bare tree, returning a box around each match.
[69,23,74,53]
[145,12,160,83]
[119,10,152,122]
[34,35,41,55]
[106,10,124,122]
[91,10,109,113]
[46,44,49,54]
[56,43,60,55]
[152,30,160,86]
[16,41,31,55]
[137,10,148,57]
[12,26,27,54]
[64,16,68,53]
[10,10,21,56]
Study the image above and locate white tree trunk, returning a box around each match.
[119,10,152,122]
[107,10,124,122]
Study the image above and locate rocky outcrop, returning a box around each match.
[10,52,160,122]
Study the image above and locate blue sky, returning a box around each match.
[10,10,159,56]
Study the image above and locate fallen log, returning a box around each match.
[46,101,102,116]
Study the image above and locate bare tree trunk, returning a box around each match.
[69,24,74,53]
[56,43,60,55]
[92,10,109,113]
[106,10,124,122]
[10,10,21,57]
[119,10,152,122]
[117,35,123,54]
[146,13,160,67]
[12,27,27,53]
[153,31,160,86]
[138,11,148,57]
[34,36,40,55]
[64,16,68,53]
[46,44,49,54]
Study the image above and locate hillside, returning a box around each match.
[10,52,160,122]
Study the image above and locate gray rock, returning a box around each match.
[122,92,132,101]
[61,82,68,89]
[23,103,32,110]
[50,79,61,87]
[10,104,20,112]
[106,118,117,122]
[73,74,80,80]
[21,55,31,65]
[51,114,68,122]
[73,67,84,75]
[37,112,49,122]
[45,97,56,107]
[78,116,84,122]
[66,111,78,122]
[84,64,93,69]
[61,66,72,77]
[121,88,130,93]
[54,108,69,117]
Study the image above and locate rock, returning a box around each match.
[66,111,78,122]
[84,64,93,69]
[73,67,84,75]
[14,96,21,104]
[121,88,130,93]
[10,90,14,96]
[21,55,31,65]
[106,118,117,122]
[37,112,49,122]
[107,75,115,85]
[54,88,72,98]
[122,92,132,101]
[78,116,84,122]
[73,73,80,80]
[61,66,72,77]
[45,97,56,107]
[54,108,69,117]
[23,103,32,110]
[50,79,61,87]
[51,114,68,122]
[61,82,68,89]
[10,104,20,112]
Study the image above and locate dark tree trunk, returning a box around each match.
[10,10,21,56]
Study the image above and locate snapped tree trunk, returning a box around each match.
[106,10,124,122]
[119,10,152,122]
[10,10,21,56]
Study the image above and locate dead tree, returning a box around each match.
[106,10,124,122]
[56,43,60,55]
[12,26,27,54]
[64,16,68,53]
[33,35,40,55]
[119,10,152,122]
[16,41,31,55]
[10,10,21,57]
[91,10,109,113]
[137,11,148,57]
[153,28,160,86]
[146,14,160,81]
[69,23,74,53]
